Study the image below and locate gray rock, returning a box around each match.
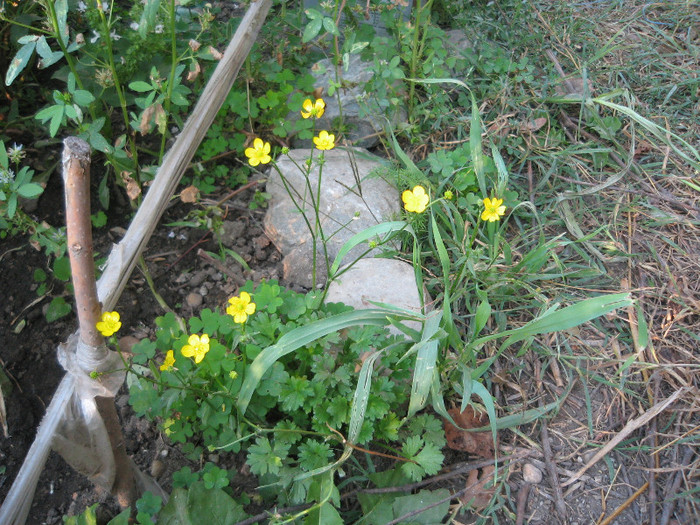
[264,147,399,288]
[325,258,424,335]
[292,54,406,148]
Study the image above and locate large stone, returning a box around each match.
[291,54,406,148]
[264,147,399,288]
[325,258,424,334]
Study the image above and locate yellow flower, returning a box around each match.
[160,350,176,371]
[244,138,271,167]
[444,190,453,200]
[402,185,430,213]
[313,130,335,151]
[301,98,325,119]
[181,334,210,364]
[96,311,121,337]
[481,197,507,222]
[226,291,256,324]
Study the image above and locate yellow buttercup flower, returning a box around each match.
[96,311,122,337]
[181,334,210,364]
[160,350,176,371]
[226,291,256,324]
[301,98,325,119]
[481,197,506,222]
[244,138,271,167]
[313,130,335,151]
[402,185,430,213]
[443,190,454,200]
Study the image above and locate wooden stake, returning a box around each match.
[63,137,103,349]
[62,137,135,508]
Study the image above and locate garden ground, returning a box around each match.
[1,0,698,524]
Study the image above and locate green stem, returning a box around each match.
[137,256,186,332]
[95,1,140,183]
[407,0,434,119]
[159,0,178,163]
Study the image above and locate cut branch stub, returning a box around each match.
[62,138,104,351]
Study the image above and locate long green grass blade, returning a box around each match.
[329,221,411,277]
[471,293,633,378]
[470,95,487,197]
[237,309,405,415]
[407,309,443,417]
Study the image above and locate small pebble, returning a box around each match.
[523,463,543,484]
[118,335,140,354]
[199,285,209,297]
[186,292,203,308]
[150,458,166,478]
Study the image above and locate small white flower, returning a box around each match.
[110,30,121,41]
[90,30,101,44]
[77,1,87,12]
[0,168,15,184]
[155,24,164,34]
[130,22,140,31]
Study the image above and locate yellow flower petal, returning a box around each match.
[313,130,335,151]
[481,197,506,222]
[402,185,429,213]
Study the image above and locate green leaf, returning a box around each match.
[53,256,71,281]
[6,38,38,86]
[302,17,323,43]
[470,94,487,197]
[130,80,154,93]
[72,89,95,107]
[106,510,131,525]
[46,296,72,322]
[0,140,7,169]
[407,309,443,417]
[322,17,340,37]
[158,481,247,524]
[139,0,161,39]
[63,503,98,525]
[35,36,63,69]
[474,299,491,336]
[392,489,451,524]
[55,0,69,46]
[17,182,44,199]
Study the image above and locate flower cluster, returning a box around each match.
[96,311,122,337]
[243,98,336,167]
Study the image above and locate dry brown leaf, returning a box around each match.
[444,406,496,458]
[188,39,201,52]
[187,61,202,82]
[139,105,155,135]
[208,46,223,60]
[179,185,200,204]
[521,117,547,132]
[121,172,142,201]
[460,465,495,510]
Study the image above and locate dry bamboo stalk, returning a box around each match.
[96,0,273,311]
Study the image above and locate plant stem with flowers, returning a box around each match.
[244,98,337,288]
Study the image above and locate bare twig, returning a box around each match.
[660,446,695,525]
[563,386,692,487]
[540,411,568,521]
